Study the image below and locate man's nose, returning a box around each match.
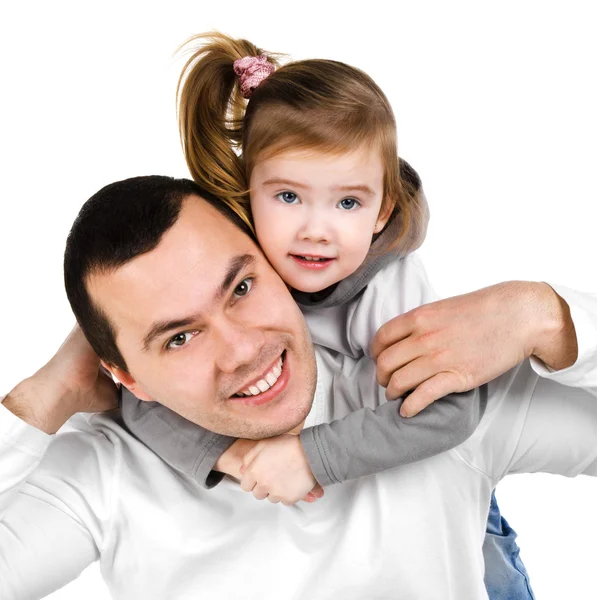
[214,317,266,374]
[297,209,332,244]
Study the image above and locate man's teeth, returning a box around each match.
[236,356,284,397]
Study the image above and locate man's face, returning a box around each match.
[89,196,317,439]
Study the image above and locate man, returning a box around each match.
[1,176,596,599]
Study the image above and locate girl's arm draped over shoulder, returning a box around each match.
[120,390,238,488]
[299,254,484,486]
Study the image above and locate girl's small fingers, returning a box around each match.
[252,485,269,501]
[240,473,256,493]
[241,445,261,471]
[311,484,324,498]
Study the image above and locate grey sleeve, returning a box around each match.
[120,388,236,489]
[300,387,486,486]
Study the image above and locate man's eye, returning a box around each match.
[337,197,360,210]
[276,191,299,204]
[233,277,254,299]
[166,331,198,350]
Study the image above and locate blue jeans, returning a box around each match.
[483,491,535,599]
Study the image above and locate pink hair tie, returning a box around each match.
[233,54,275,99]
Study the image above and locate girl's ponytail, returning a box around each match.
[176,33,279,229]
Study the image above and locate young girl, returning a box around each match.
[121,32,532,597]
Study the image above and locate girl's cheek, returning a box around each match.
[342,223,374,252]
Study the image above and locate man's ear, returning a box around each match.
[373,199,394,234]
[100,360,153,401]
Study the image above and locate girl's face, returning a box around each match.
[249,146,390,293]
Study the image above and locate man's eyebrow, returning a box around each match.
[141,253,256,352]
[215,253,256,302]
[142,316,199,353]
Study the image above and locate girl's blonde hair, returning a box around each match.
[177,32,428,253]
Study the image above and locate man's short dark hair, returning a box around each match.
[64,175,254,371]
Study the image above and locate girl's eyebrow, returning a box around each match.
[331,184,375,197]
[261,178,375,196]
[261,177,309,189]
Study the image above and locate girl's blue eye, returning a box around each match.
[338,198,360,210]
[276,191,299,204]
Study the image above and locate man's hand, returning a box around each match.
[371,281,577,418]
[3,324,119,434]
[239,435,324,505]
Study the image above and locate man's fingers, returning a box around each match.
[384,357,439,401]
[86,372,120,413]
[370,314,412,360]
[375,340,417,388]
[399,372,462,417]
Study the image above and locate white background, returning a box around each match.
[1,1,596,598]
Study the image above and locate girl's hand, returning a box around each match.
[239,435,324,505]
[371,281,576,417]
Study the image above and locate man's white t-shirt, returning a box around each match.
[1,277,597,599]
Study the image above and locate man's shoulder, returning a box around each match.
[40,408,165,491]
[455,360,539,481]
[53,409,164,467]
[40,411,126,480]
[36,408,180,503]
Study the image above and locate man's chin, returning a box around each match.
[208,395,313,440]
[219,411,310,440]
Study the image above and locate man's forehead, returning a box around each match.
[181,194,251,241]
[88,197,261,329]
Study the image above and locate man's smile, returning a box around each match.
[229,351,288,406]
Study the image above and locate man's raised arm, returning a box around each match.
[3,325,118,434]
[455,283,597,485]
[0,326,118,599]
[371,281,591,416]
